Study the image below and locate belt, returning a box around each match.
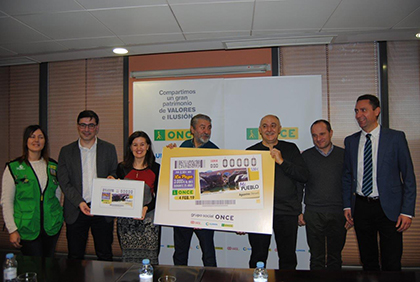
[356,194,379,203]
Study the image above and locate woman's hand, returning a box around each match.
[141,206,148,220]
[10,231,22,248]
[134,206,149,221]
[298,214,306,226]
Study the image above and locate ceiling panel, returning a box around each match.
[0,47,17,56]
[57,37,125,49]
[120,34,185,45]
[15,11,114,40]
[127,40,224,55]
[76,0,167,9]
[252,30,318,37]
[394,8,420,28]
[0,57,38,66]
[0,0,84,15]
[29,48,113,63]
[324,0,420,29]
[0,0,419,66]
[168,0,252,3]
[184,31,250,40]
[1,41,68,54]
[90,6,181,35]
[254,0,340,31]
[171,2,254,32]
[0,17,50,44]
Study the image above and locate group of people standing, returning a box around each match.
[166,94,416,272]
[1,110,161,263]
[1,93,416,272]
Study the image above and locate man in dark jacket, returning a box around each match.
[58,110,118,261]
[247,114,309,269]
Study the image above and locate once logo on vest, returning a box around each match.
[16,164,25,170]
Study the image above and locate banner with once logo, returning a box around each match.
[155,147,274,234]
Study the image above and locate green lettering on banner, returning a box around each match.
[279,129,287,138]
[176,131,185,139]
[168,131,175,139]
[289,128,296,138]
[246,127,299,140]
[154,129,191,141]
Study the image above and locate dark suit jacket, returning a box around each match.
[58,138,118,225]
[342,127,416,222]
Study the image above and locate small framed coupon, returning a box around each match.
[91,178,144,218]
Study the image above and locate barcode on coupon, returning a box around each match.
[195,200,236,206]
[174,160,204,169]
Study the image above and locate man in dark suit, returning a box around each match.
[58,110,118,261]
[342,94,416,271]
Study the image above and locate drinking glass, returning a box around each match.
[17,272,37,282]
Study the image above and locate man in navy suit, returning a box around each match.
[342,94,416,271]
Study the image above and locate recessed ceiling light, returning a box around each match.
[416,33,420,39]
[113,48,128,54]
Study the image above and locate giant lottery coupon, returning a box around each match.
[155,147,275,234]
[169,154,263,211]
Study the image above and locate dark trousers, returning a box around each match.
[173,227,216,267]
[248,214,298,269]
[66,212,114,261]
[354,196,403,271]
[304,210,347,270]
[20,229,61,258]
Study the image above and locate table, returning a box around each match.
[1,253,419,282]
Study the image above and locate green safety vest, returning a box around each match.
[8,159,63,240]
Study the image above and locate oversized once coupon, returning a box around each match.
[169,154,263,211]
[155,147,275,234]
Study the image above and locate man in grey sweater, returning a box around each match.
[298,119,350,270]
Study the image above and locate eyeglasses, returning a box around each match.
[78,123,97,129]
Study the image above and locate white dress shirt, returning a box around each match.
[356,125,380,198]
[79,138,97,203]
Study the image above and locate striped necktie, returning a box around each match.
[361,134,373,196]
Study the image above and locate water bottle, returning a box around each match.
[253,261,268,282]
[139,258,153,282]
[3,253,18,282]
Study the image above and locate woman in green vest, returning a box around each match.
[1,125,63,257]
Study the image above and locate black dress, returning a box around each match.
[116,162,160,263]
